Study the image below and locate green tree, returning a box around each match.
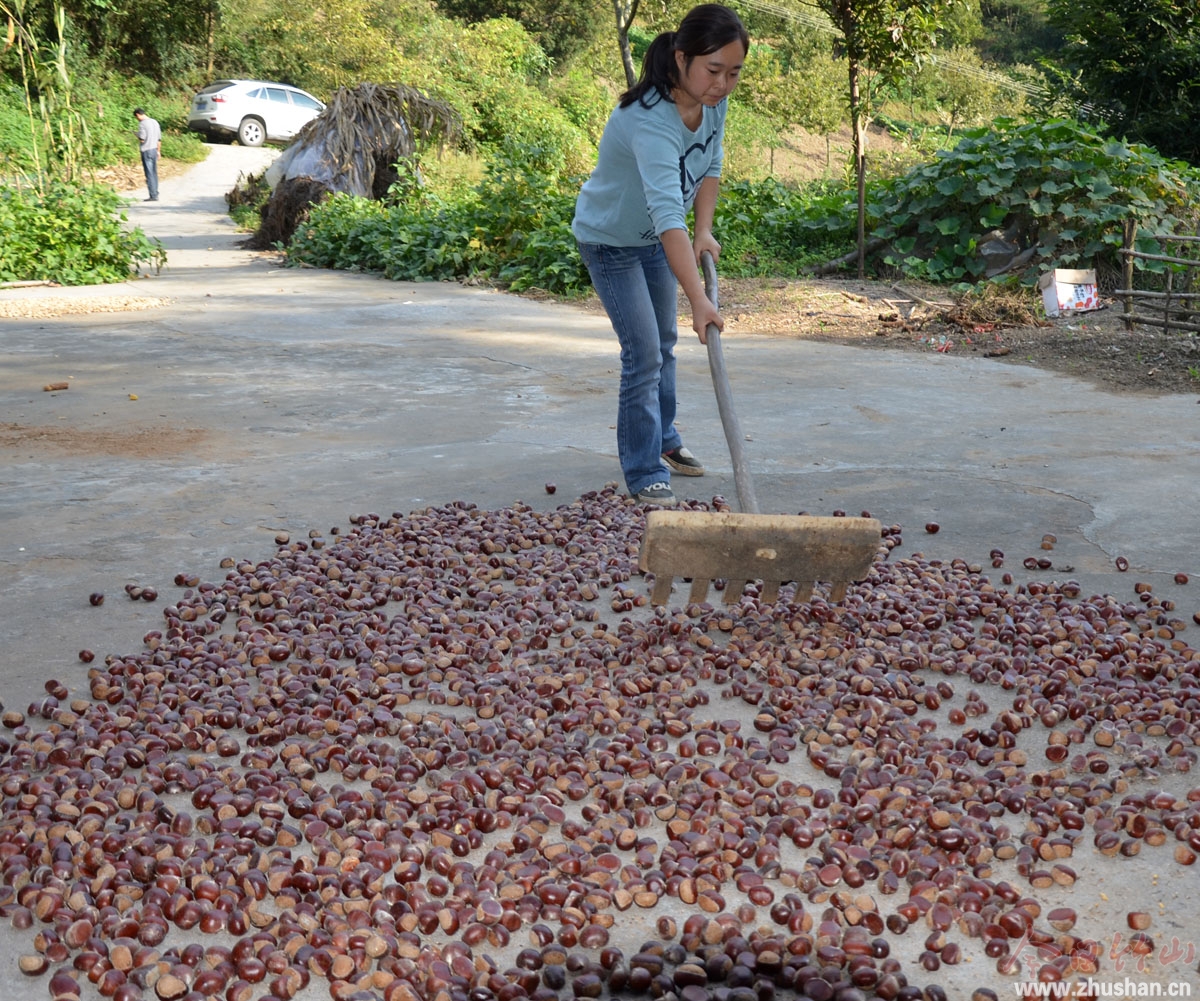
[432,0,608,62]
[920,45,1000,137]
[935,0,982,48]
[8,0,215,80]
[1046,0,1200,163]
[815,0,966,275]
[979,0,1062,64]
[214,0,407,91]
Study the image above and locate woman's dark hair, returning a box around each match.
[619,3,749,109]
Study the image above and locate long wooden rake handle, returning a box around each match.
[700,251,759,515]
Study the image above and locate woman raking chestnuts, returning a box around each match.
[572,3,749,509]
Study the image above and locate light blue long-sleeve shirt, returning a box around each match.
[572,90,726,247]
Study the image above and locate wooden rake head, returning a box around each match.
[640,511,882,605]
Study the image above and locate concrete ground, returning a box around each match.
[2,145,1199,1000]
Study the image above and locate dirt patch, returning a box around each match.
[722,276,1200,396]
[564,275,1200,397]
[0,296,167,319]
[0,423,209,459]
[94,156,200,194]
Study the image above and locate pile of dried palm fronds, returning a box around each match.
[252,178,333,249]
[244,83,460,250]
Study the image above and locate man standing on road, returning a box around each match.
[134,108,161,202]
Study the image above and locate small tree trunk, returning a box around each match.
[1120,220,1136,330]
[612,0,639,90]
[206,7,215,77]
[848,57,867,280]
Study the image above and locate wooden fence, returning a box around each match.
[1116,221,1200,333]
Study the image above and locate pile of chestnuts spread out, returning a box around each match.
[2,483,1198,1001]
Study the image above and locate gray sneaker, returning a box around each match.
[634,482,678,507]
[662,446,704,476]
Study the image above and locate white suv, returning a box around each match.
[187,80,325,147]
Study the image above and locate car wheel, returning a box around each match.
[237,118,266,147]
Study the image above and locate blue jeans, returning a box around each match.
[141,149,159,200]
[578,241,683,495]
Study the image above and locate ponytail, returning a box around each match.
[619,31,678,109]
[618,4,749,110]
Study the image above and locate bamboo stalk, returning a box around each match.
[1119,249,1200,266]
[1123,304,1200,322]
[1123,313,1200,334]
[1137,305,1198,320]
[1122,219,1136,331]
[1112,289,1200,300]
[1164,268,1174,334]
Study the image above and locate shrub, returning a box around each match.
[290,143,589,293]
[225,169,272,231]
[543,65,613,145]
[0,181,166,284]
[801,118,1200,284]
[0,85,38,174]
[714,177,850,277]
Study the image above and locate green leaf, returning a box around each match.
[979,204,1009,228]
